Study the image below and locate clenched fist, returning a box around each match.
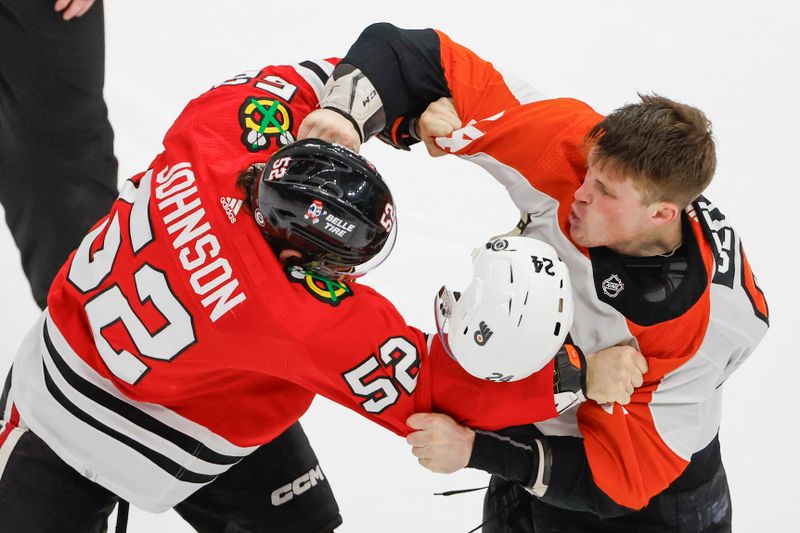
[417,97,462,157]
[585,345,648,405]
[406,413,474,474]
[298,109,361,152]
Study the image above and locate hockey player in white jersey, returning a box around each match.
[301,22,769,533]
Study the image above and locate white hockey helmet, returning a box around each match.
[434,236,574,382]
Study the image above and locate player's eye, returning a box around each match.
[595,181,615,198]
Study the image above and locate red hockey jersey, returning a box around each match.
[425,31,770,509]
[6,59,557,511]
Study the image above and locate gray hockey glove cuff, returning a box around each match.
[320,63,386,142]
[553,343,587,414]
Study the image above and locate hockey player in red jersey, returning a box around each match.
[301,23,770,533]
[0,57,646,533]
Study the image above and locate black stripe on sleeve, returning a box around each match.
[299,60,330,84]
[0,366,11,420]
[42,322,242,467]
[40,359,216,484]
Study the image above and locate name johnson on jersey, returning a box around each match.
[154,161,246,322]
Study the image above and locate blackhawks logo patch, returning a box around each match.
[239,96,295,152]
[287,265,352,306]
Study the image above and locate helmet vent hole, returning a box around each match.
[523,292,529,306]
[517,315,523,327]
[554,322,562,336]
[463,326,469,335]
[509,265,514,283]
[508,299,512,316]
[558,298,564,313]
[560,279,564,289]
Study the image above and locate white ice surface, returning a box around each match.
[0,1,797,531]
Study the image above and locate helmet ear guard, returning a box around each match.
[435,236,574,382]
[252,138,396,279]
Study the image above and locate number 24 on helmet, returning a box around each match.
[435,236,574,382]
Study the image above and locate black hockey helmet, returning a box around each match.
[252,138,397,279]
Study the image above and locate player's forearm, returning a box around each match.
[539,435,640,518]
[468,430,638,518]
[314,24,450,145]
[339,23,450,128]
[467,343,658,517]
[468,428,535,485]
[427,339,558,429]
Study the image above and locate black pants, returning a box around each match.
[482,455,732,533]
[0,0,118,309]
[0,420,342,533]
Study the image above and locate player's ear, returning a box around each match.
[650,201,680,226]
[279,249,303,264]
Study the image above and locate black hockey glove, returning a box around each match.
[552,342,587,414]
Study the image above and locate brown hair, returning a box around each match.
[235,163,265,212]
[586,94,716,208]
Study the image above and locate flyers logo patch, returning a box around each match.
[239,97,295,152]
[287,265,352,306]
[473,321,493,346]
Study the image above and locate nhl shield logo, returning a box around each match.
[602,274,624,298]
